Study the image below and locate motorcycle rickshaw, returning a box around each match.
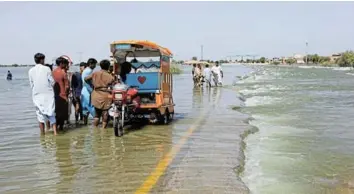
[109,40,175,136]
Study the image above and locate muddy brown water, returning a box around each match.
[0,65,252,194]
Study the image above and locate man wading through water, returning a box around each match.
[81,58,97,124]
[85,60,115,129]
[71,62,85,124]
[29,53,57,135]
[53,57,70,131]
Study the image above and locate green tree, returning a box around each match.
[260,57,266,63]
[246,59,252,63]
[337,51,354,67]
[12,64,19,67]
[272,61,280,65]
[319,56,331,63]
[312,54,320,64]
[285,58,296,64]
[192,56,198,61]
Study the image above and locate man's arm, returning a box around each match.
[63,72,70,96]
[84,74,93,82]
[47,69,55,87]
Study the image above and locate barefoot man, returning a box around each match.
[29,53,57,135]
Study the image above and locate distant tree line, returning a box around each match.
[336,51,354,67]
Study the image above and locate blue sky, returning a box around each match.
[1,1,354,64]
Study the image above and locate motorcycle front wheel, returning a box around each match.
[113,116,123,137]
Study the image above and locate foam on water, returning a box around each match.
[237,65,354,194]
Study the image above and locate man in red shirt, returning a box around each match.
[52,57,70,131]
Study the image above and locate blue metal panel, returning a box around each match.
[125,72,160,91]
[131,61,160,69]
[115,44,131,50]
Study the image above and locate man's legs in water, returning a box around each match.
[101,110,109,129]
[93,108,101,128]
[39,122,45,135]
[45,120,50,131]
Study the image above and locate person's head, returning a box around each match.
[87,58,97,69]
[79,62,87,72]
[56,57,69,69]
[100,59,111,71]
[193,64,196,67]
[197,64,201,69]
[205,64,209,68]
[8,70,10,73]
[34,53,45,65]
[216,61,219,67]
[121,62,132,74]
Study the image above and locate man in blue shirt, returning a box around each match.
[81,58,97,125]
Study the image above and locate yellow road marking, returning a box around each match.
[135,89,221,194]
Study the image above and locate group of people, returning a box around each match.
[29,53,118,135]
[192,61,223,87]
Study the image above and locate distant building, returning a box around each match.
[294,54,305,64]
[330,53,341,63]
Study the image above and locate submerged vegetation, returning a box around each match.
[170,63,183,74]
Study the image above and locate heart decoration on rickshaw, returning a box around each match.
[138,76,146,84]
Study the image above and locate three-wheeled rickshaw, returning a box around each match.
[109,40,175,136]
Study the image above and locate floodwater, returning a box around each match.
[3,65,354,194]
[0,65,252,194]
[238,65,354,194]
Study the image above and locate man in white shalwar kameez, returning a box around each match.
[211,61,223,86]
[29,53,57,135]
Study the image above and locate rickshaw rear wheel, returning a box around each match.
[169,112,174,121]
[114,117,123,137]
[158,109,170,125]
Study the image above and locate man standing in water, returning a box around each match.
[28,53,57,135]
[52,57,70,131]
[71,62,85,123]
[87,60,115,129]
[203,64,212,87]
[7,70,12,80]
[81,58,97,125]
[211,61,223,86]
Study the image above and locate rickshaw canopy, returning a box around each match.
[111,40,173,58]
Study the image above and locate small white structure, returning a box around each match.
[294,54,305,64]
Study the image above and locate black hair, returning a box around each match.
[193,64,196,67]
[34,53,45,64]
[56,57,69,66]
[100,59,111,70]
[121,62,132,74]
[80,62,87,67]
[206,64,209,68]
[87,58,97,65]
[45,63,53,71]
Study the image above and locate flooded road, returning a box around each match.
[0,65,252,194]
